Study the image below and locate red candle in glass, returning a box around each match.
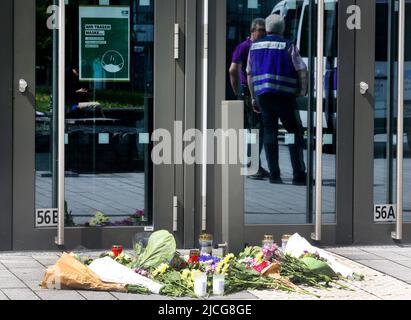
[112,245,123,258]
[188,250,200,264]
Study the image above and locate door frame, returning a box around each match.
[11,0,186,250]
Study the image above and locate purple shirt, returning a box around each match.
[231,38,252,86]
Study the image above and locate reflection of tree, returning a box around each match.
[36,0,53,87]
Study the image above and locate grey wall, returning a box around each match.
[0,0,13,251]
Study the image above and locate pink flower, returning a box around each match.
[253,261,269,273]
[241,257,256,267]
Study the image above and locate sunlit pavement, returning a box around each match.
[1,247,411,300]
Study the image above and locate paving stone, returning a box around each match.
[0,291,9,300]
[33,258,59,267]
[0,276,27,289]
[0,270,15,278]
[396,260,411,268]
[77,291,118,300]
[111,292,174,300]
[0,255,34,260]
[1,260,44,269]
[11,268,46,281]
[333,252,383,261]
[31,253,61,259]
[23,280,47,291]
[35,290,86,300]
[363,250,411,261]
[0,264,6,271]
[2,288,40,300]
[207,292,259,300]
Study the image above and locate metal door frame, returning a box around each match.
[0,0,13,251]
[11,0,187,250]
[209,0,357,248]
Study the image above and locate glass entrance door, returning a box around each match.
[36,0,154,229]
[13,0,184,250]
[226,0,345,245]
[354,0,411,243]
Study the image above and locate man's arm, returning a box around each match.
[246,51,260,113]
[289,44,308,97]
[229,62,242,97]
[297,69,308,97]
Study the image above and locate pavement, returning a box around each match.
[1,246,411,300]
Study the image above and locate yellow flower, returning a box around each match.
[255,252,264,264]
[181,269,191,280]
[152,263,169,277]
[222,264,229,274]
[215,262,223,274]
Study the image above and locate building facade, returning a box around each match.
[1,0,411,251]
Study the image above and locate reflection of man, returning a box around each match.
[65,66,89,109]
[229,18,269,180]
[247,14,307,185]
[65,66,103,119]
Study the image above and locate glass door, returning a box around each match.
[354,0,411,243]
[226,0,349,246]
[13,0,184,250]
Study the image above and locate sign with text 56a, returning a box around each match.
[374,204,396,223]
[36,209,58,228]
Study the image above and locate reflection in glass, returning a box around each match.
[374,1,411,222]
[227,0,337,225]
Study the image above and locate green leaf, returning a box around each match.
[133,230,176,270]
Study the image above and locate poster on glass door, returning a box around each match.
[79,6,130,81]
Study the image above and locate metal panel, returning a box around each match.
[312,0,325,242]
[352,0,394,244]
[174,0,186,248]
[153,0,177,233]
[335,0,356,244]
[221,101,244,254]
[392,0,405,240]
[0,0,13,251]
[13,0,44,250]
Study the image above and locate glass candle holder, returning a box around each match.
[199,234,213,256]
[193,272,208,297]
[213,274,225,296]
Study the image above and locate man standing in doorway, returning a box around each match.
[247,14,307,185]
[229,18,269,180]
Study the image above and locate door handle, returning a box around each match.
[359,82,369,95]
[19,79,28,93]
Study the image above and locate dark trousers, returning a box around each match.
[258,92,306,179]
[241,86,264,164]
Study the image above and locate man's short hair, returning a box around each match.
[265,14,285,35]
[250,18,266,33]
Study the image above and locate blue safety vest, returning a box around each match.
[249,35,298,97]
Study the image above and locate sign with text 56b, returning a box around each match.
[36,209,59,228]
[374,204,396,223]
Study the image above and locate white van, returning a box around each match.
[272,0,411,148]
